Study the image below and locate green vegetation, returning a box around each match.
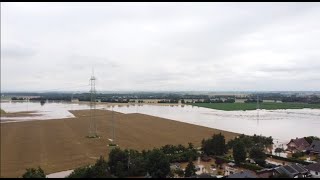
[227,134,273,151]
[146,149,170,178]
[275,147,285,156]
[184,160,196,177]
[233,141,246,165]
[304,136,320,144]
[266,154,311,165]
[201,133,226,156]
[160,143,199,163]
[249,146,267,167]
[192,102,320,111]
[67,156,113,178]
[239,163,263,171]
[22,167,46,178]
[291,152,305,159]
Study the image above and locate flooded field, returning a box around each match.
[1,101,320,144]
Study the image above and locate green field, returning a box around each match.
[191,102,320,111]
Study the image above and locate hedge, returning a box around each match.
[239,163,263,171]
[266,154,311,165]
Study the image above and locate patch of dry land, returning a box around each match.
[0,110,40,118]
[0,109,238,177]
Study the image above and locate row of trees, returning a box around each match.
[189,99,236,104]
[158,99,179,103]
[69,144,198,178]
[11,97,26,100]
[100,98,130,103]
[282,95,320,104]
[244,99,263,103]
[22,143,198,178]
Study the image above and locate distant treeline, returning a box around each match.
[7,92,320,104]
[11,97,26,100]
[281,96,320,104]
[158,99,179,103]
[244,99,263,103]
[187,98,236,103]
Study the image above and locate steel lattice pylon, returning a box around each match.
[88,71,98,138]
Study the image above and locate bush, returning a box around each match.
[292,152,305,159]
[22,167,46,178]
[239,163,263,171]
[265,154,311,165]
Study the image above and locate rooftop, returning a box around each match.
[288,138,310,148]
[307,140,320,153]
[227,171,257,178]
[306,163,320,172]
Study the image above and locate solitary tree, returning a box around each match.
[22,167,46,178]
[233,141,246,165]
[184,160,196,177]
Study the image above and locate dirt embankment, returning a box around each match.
[0,109,238,177]
[0,110,40,118]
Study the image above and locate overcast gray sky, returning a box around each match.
[1,2,320,92]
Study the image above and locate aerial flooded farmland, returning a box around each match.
[1,101,319,142]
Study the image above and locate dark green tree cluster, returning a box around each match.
[158,99,179,103]
[249,146,267,166]
[68,147,171,178]
[227,134,273,151]
[304,136,320,144]
[22,167,46,178]
[229,134,271,166]
[67,156,113,178]
[145,149,170,178]
[233,141,246,165]
[108,148,148,178]
[160,143,198,163]
[194,98,235,103]
[201,133,226,156]
[244,99,263,103]
[11,97,25,100]
[184,160,196,177]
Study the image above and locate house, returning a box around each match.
[256,168,274,178]
[226,170,257,178]
[227,162,236,167]
[71,98,79,102]
[307,140,320,155]
[273,163,309,178]
[195,165,208,175]
[170,163,181,171]
[306,163,320,178]
[286,137,310,153]
[224,166,237,176]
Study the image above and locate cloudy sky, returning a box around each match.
[1,2,320,92]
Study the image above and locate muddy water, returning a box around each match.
[1,101,319,145]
